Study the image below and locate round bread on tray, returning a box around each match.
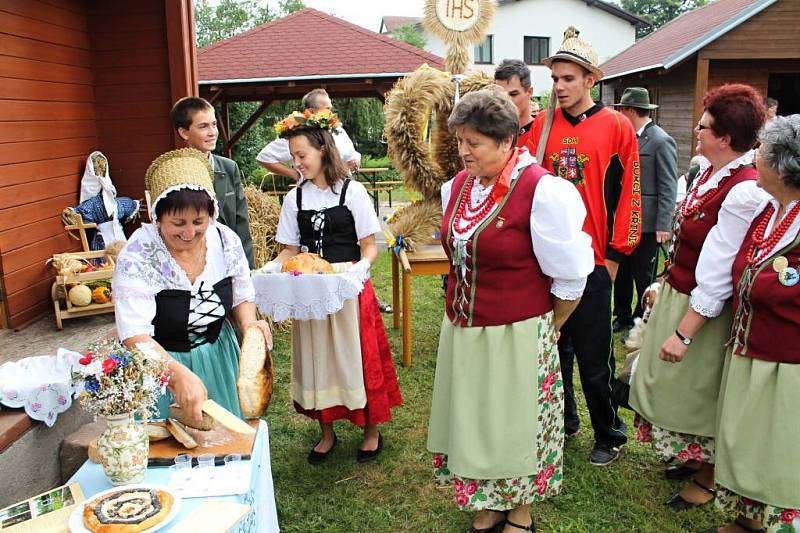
[83,487,173,533]
[281,252,333,274]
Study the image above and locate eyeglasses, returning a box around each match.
[696,122,712,131]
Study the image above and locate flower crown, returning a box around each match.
[274,109,341,137]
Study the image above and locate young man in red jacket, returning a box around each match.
[527,31,641,466]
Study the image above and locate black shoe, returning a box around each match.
[590,443,621,466]
[356,433,383,463]
[664,463,701,480]
[307,434,337,465]
[665,478,715,512]
[612,318,633,332]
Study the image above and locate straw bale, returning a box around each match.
[244,184,282,269]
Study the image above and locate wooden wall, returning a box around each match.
[701,0,800,61]
[86,0,175,201]
[0,0,96,328]
[601,59,697,172]
[0,0,195,328]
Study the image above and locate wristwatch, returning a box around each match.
[674,329,693,346]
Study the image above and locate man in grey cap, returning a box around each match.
[612,87,678,333]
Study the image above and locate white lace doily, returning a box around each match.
[0,349,82,426]
[252,269,368,321]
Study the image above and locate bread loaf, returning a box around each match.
[168,404,215,431]
[237,326,273,418]
[146,422,171,442]
[281,252,333,274]
[166,418,198,449]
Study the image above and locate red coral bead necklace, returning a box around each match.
[453,175,497,233]
[746,201,800,265]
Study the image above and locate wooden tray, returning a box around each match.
[147,419,259,467]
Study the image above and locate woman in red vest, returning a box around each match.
[629,85,767,511]
[426,88,593,532]
[706,115,800,533]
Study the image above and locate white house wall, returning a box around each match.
[417,0,637,96]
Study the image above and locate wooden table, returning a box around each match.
[391,244,450,367]
[354,167,389,214]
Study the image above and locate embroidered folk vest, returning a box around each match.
[730,210,800,364]
[667,165,757,295]
[441,164,553,327]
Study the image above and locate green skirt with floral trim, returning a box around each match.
[156,320,243,419]
[715,347,800,512]
[630,283,732,440]
[427,313,563,511]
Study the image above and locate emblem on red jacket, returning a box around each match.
[550,148,589,186]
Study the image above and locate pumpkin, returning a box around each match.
[68,284,92,307]
[91,286,111,304]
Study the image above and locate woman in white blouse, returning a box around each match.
[264,111,402,464]
[707,115,800,533]
[427,88,593,533]
[113,148,271,422]
[629,85,768,512]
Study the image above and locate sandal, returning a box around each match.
[504,517,536,532]
[703,517,766,533]
[664,463,701,480]
[665,478,715,512]
[466,511,506,533]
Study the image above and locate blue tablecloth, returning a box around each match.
[69,420,279,532]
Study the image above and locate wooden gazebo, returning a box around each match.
[197,8,445,157]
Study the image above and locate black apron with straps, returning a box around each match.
[296,178,361,263]
[151,227,234,352]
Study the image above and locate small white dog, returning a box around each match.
[624,281,662,349]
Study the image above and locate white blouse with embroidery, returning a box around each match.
[441,149,594,301]
[693,196,800,317]
[113,222,254,343]
[689,150,770,317]
[276,178,382,246]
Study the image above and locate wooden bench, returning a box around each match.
[362,180,404,207]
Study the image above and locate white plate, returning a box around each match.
[68,484,182,533]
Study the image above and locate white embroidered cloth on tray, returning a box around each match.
[251,265,368,321]
[0,349,82,426]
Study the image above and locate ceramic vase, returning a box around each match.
[96,412,148,486]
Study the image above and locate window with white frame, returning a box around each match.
[474,35,493,64]
[523,36,549,65]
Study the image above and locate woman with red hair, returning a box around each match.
[629,84,768,511]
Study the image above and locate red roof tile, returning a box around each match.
[198,8,444,83]
[600,0,774,79]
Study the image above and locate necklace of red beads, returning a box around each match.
[680,165,737,219]
[452,175,497,234]
[746,201,800,265]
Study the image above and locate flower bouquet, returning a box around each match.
[72,339,170,485]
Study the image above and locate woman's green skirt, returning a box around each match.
[630,283,731,437]
[715,347,800,510]
[156,320,243,419]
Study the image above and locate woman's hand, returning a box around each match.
[659,334,689,363]
[247,319,273,351]
[169,364,208,423]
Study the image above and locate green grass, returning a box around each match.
[263,253,725,532]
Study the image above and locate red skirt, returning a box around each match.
[293,280,403,426]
